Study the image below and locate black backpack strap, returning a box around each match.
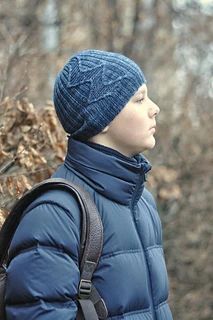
[0,178,108,319]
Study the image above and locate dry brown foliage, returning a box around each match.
[0,97,66,222]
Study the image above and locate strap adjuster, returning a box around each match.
[79,279,92,299]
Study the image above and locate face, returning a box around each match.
[103,84,160,157]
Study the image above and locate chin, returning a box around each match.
[142,139,156,151]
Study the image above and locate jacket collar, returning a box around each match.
[64,138,152,206]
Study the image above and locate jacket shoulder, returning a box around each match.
[8,188,82,262]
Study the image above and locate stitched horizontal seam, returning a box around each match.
[154,300,169,310]
[100,249,142,261]
[109,307,151,319]
[6,298,77,307]
[144,244,162,252]
[9,244,78,265]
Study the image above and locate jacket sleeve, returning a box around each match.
[5,190,81,320]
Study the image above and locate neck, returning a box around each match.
[88,137,144,158]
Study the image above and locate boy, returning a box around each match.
[5,50,173,319]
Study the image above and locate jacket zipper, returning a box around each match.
[130,171,156,320]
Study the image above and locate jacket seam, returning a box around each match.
[8,244,78,265]
[154,299,169,310]
[100,248,142,260]
[5,298,76,307]
[145,245,162,252]
[109,307,151,319]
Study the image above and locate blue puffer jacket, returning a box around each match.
[5,138,173,320]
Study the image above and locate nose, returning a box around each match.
[154,102,160,116]
[149,99,160,117]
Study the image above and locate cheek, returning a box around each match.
[124,113,148,137]
[108,108,150,142]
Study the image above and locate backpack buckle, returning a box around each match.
[79,279,92,299]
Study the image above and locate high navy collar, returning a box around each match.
[64,138,152,206]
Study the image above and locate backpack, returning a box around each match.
[0,178,108,320]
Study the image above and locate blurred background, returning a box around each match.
[0,0,212,319]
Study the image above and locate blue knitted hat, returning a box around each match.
[53,49,146,140]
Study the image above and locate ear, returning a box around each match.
[101,125,110,133]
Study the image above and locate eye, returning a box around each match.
[133,92,145,103]
[137,97,145,103]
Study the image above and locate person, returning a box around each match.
[5,49,173,319]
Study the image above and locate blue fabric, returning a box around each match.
[5,138,173,319]
[53,49,146,140]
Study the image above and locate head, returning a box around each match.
[53,49,160,157]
